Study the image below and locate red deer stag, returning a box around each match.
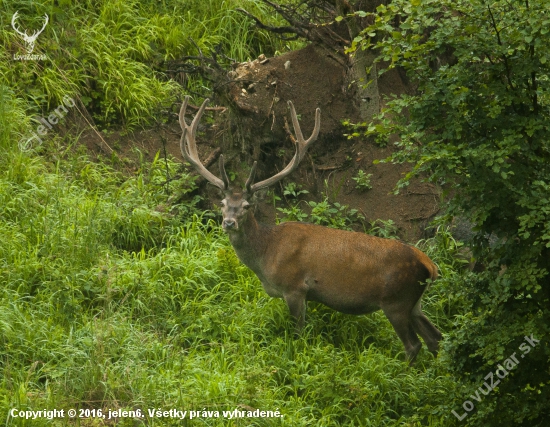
[178,96,442,363]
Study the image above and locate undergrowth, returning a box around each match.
[0,85,465,426]
[0,0,298,128]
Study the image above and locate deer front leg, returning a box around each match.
[284,290,307,334]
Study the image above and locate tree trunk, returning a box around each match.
[347,48,379,121]
[338,0,382,122]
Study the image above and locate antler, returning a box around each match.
[179,96,228,191]
[178,97,320,194]
[246,101,321,194]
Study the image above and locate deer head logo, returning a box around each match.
[11,11,49,54]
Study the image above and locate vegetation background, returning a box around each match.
[0,0,548,426]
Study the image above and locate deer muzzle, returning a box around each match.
[222,218,237,231]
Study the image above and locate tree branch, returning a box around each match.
[236,8,302,40]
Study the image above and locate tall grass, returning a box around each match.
[0,85,463,426]
[1,0,296,128]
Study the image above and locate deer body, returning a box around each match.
[177,96,442,363]
[226,205,439,349]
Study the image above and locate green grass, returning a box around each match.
[0,85,462,426]
[1,0,298,128]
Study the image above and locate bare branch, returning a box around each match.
[236,7,303,40]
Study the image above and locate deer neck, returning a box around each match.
[227,211,270,274]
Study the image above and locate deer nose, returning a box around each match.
[223,218,236,229]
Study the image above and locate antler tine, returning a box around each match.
[219,154,231,189]
[179,95,207,133]
[245,161,258,194]
[288,101,305,142]
[249,101,321,193]
[178,96,227,191]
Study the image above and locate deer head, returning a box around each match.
[11,11,49,54]
[178,95,320,233]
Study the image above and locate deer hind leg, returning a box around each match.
[410,301,443,355]
[284,290,307,334]
[383,305,422,365]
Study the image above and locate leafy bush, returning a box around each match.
[367,219,398,239]
[349,0,550,424]
[277,195,364,230]
[283,181,309,198]
[352,169,373,191]
[308,198,364,229]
